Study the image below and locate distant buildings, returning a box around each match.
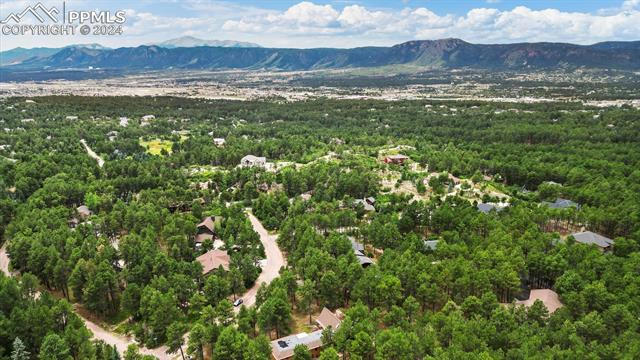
[424,240,440,251]
[384,154,409,165]
[240,155,267,168]
[570,231,614,252]
[196,249,230,275]
[76,205,93,219]
[354,197,376,212]
[271,308,342,360]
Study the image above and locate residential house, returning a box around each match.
[196,249,231,275]
[355,199,375,212]
[424,240,440,251]
[240,155,267,168]
[213,138,226,147]
[570,231,614,252]
[351,239,374,267]
[271,308,342,360]
[315,307,342,330]
[76,205,93,219]
[195,216,217,244]
[515,289,563,314]
[477,203,506,214]
[543,198,580,209]
[384,154,409,165]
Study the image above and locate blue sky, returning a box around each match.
[1,0,639,50]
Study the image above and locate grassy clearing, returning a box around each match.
[139,138,173,155]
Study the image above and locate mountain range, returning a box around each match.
[3,38,640,72]
[148,36,261,49]
[0,44,109,66]
[0,37,259,66]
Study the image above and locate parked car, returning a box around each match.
[233,298,244,307]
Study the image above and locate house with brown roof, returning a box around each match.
[515,289,563,314]
[271,308,342,360]
[316,307,341,330]
[384,154,409,165]
[195,216,216,244]
[196,249,231,275]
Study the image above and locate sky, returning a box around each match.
[1,0,639,50]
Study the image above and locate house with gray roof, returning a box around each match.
[424,240,440,251]
[240,154,266,168]
[477,203,506,214]
[543,198,580,209]
[355,199,375,212]
[351,239,374,267]
[570,231,614,252]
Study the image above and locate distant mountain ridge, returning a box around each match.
[0,44,109,66]
[4,38,640,71]
[149,36,261,49]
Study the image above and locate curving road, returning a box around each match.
[237,210,287,311]
[0,211,285,358]
[1,243,174,359]
[80,139,105,168]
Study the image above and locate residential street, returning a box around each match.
[80,139,105,167]
[0,243,11,276]
[1,242,175,359]
[0,211,285,358]
[238,210,287,310]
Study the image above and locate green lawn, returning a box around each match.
[139,138,173,155]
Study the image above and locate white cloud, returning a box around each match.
[220,1,640,46]
[2,0,640,50]
[622,0,640,10]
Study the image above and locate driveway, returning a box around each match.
[80,313,174,360]
[236,210,286,311]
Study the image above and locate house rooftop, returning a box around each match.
[197,216,216,233]
[196,249,230,274]
[544,198,580,209]
[316,307,342,330]
[515,289,563,314]
[477,203,505,214]
[386,154,409,159]
[76,205,92,218]
[571,231,614,249]
[355,199,375,212]
[271,331,323,360]
[424,240,440,251]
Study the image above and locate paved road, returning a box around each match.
[0,211,285,358]
[0,243,11,276]
[81,313,173,359]
[80,139,105,167]
[1,243,174,359]
[237,211,286,310]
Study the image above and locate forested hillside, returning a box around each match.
[0,96,639,359]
